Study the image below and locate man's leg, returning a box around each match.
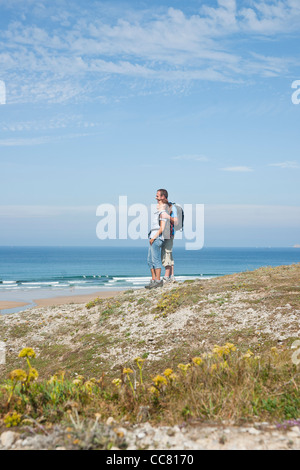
[164,266,172,278]
[162,239,174,280]
[152,239,163,287]
[154,268,161,280]
[145,244,156,288]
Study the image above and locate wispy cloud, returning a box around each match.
[220,166,254,172]
[0,115,98,132]
[1,0,300,103]
[172,154,209,162]
[0,205,96,218]
[0,133,94,147]
[269,161,300,169]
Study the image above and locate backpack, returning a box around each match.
[171,203,184,231]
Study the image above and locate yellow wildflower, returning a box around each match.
[168,372,178,382]
[112,378,122,388]
[210,364,218,373]
[149,386,159,396]
[4,411,22,428]
[225,343,236,352]
[84,381,94,393]
[9,369,27,383]
[27,368,39,382]
[270,347,279,356]
[123,368,133,374]
[163,368,173,377]
[152,375,167,387]
[213,343,236,357]
[192,357,203,366]
[18,348,36,359]
[243,350,254,359]
[177,363,191,374]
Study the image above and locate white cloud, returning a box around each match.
[240,0,300,35]
[220,166,254,172]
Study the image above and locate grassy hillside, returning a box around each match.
[0,263,299,433]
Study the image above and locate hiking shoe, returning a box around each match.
[145,280,155,289]
[170,276,176,283]
[163,276,171,283]
[153,280,163,288]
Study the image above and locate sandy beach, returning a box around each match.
[0,301,29,310]
[32,290,121,307]
[0,290,121,311]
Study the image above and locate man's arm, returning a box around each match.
[170,215,178,226]
[166,205,178,226]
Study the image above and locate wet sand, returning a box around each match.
[0,290,122,311]
[0,301,29,310]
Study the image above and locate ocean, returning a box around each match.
[1,246,300,314]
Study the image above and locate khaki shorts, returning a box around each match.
[161,238,174,267]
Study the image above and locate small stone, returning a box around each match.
[1,431,19,448]
[247,427,261,435]
[106,417,116,426]
[290,426,300,434]
[137,432,146,440]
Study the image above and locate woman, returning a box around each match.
[145,197,169,289]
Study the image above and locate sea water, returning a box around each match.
[0,246,300,314]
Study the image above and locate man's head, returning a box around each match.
[156,189,168,203]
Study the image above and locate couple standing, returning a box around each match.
[145,189,178,289]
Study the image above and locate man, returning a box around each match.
[158,189,178,283]
[145,190,169,289]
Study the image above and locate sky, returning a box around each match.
[0,0,300,247]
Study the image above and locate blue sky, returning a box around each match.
[0,0,300,247]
